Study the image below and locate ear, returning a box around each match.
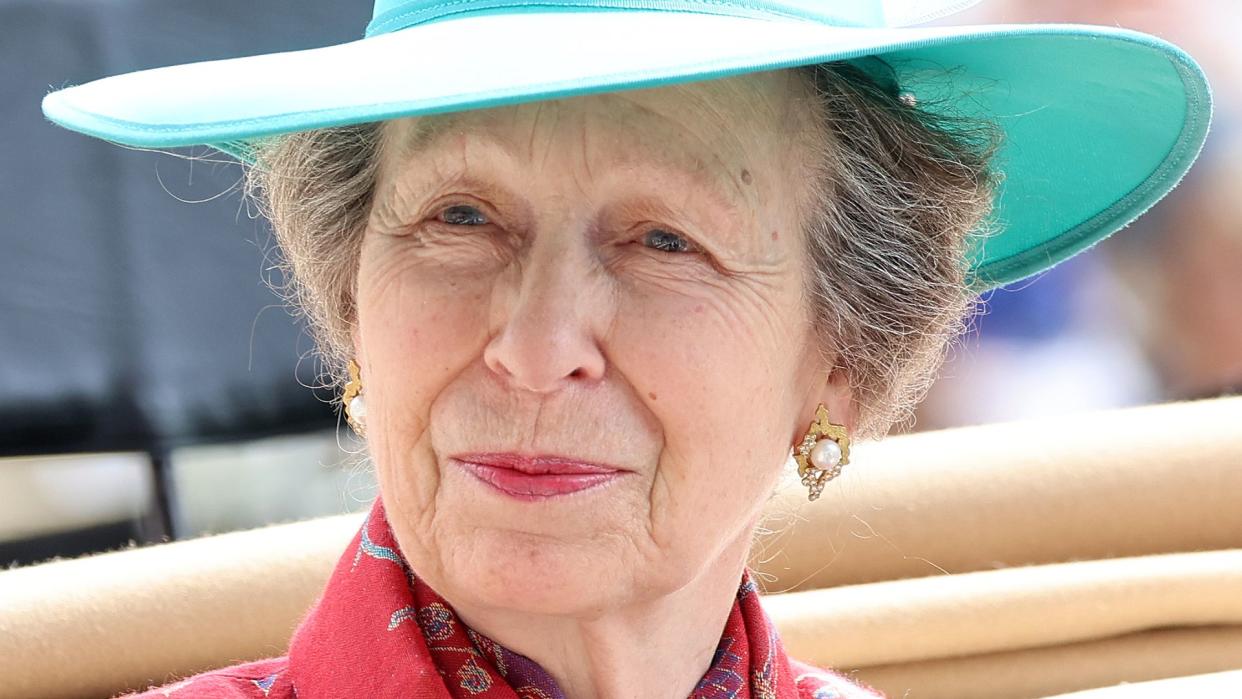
[813,367,857,437]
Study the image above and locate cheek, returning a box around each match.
[613,278,799,436]
[608,279,802,550]
[356,244,493,487]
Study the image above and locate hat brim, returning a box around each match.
[41,11,1212,290]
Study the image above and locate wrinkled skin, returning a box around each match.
[352,69,855,698]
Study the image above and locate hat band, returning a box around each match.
[364,0,888,37]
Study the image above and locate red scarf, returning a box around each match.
[128,498,885,698]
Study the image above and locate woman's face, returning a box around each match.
[355,69,847,616]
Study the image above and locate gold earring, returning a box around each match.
[342,358,366,436]
[793,404,851,501]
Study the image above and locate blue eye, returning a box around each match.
[439,205,488,226]
[641,228,697,254]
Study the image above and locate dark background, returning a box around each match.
[1,0,371,561]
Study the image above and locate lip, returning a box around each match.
[450,452,625,501]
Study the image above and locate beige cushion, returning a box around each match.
[1040,669,1242,698]
[1,396,1239,699]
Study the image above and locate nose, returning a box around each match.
[483,240,608,393]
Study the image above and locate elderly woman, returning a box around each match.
[42,0,1210,696]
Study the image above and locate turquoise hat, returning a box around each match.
[41,0,1212,290]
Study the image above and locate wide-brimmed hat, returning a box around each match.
[41,0,1212,290]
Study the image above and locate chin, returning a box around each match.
[440,528,639,616]
[381,456,691,617]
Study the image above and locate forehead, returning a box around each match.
[377,70,814,205]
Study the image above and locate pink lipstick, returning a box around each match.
[451,452,624,500]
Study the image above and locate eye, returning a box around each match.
[438,204,489,226]
[640,227,700,254]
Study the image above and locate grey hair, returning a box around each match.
[242,61,997,439]
[796,62,997,438]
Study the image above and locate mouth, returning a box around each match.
[450,452,626,501]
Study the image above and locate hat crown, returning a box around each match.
[366,0,981,36]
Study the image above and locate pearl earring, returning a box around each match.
[342,358,367,436]
[793,404,851,501]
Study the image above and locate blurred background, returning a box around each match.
[1,0,1239,568]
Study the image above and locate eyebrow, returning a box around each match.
[387,114,747,220]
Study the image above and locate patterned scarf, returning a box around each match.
[277,498,883,699]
